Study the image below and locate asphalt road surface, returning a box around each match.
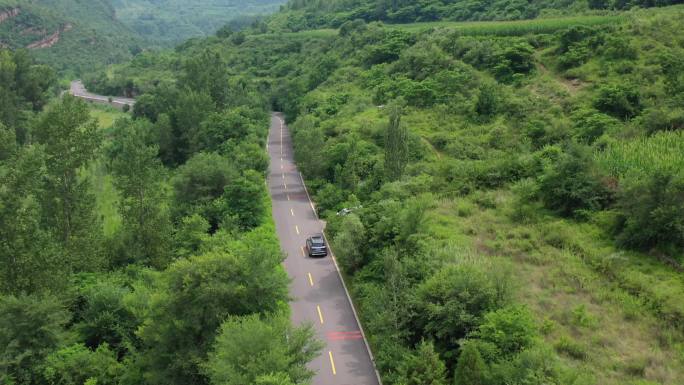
[69,80,136,107]
[267,113,381,385]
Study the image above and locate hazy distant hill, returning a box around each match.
[0,0,141,74]
[0,0,285,73]
[110,0,286,45]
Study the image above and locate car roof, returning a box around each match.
[311,234,324,241]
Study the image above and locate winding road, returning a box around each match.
[69,80,135,108]
[267,113,381,385]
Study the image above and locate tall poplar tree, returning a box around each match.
[384,99,408,181]
[109,118,172,268]
[33,95,103,271]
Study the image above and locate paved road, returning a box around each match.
[267,113,381,385]
[69,80,135,108]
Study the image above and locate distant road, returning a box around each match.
[267,113,382,385]
[69,80,135,108]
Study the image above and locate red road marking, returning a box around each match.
[327,331,363,341]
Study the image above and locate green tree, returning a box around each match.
[232,140,270,174]
[0,295,68,385]
[571,108,619,144]
[616,171,684,251]
[538,143,610,217]
[0,50,55,130]
[396,195,430,251]
[180,49,230,107]
[292,115,326,178]
[222,170,266,230]
[384,99,409,181]
[193,106,264,154]
[174,214,211,258]
[475,83,499,119]
[332,213,367,273]
[33,96,103,268]
[396,341,447,385]
[204,315,321,385]
[109,119,172,267]
[42,344,123,385]
[172,152,237,227]
[75,281,137,357]
[134,247,289,385]
[454,343,487,385]
[154,113,176,166]
[0,145,63,294]
[593,83,642,120]
[0,122,16,160]
[472,306,537,358]
[171,90,215,164]
[413,263,510,360]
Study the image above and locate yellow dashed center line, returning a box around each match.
[282,173,285,179]
[328,351,336,375]
[301,246,306,257]
[308,272,314,286]
[284,183,287,190]
[295,225,300,235]
[317,305,324,324]
[290,208,295,217]
[287,194,290,201]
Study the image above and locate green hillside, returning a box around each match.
[81,4,684,384]
[3,0,684,383]
[0,0,287,73]
[268,0,682,31]
[0,0,141,74]
[110,0,286,45]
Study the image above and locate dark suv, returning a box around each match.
[306,234,328,257]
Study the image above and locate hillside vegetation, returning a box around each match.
[83,4,684,384]
[268,0,679,30]
[0,0,286,74]
[0,0,141,74]
[0,40,319,384]
[3,0,684,384]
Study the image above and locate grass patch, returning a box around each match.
[87,104,125,237]
[555,335,588,360]
[90,104,126,129]
[88,161,121,238]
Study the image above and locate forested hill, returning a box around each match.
[268,0,682,30]
[83,4,684,384]
[3,0,684,384]
[110,0,286,45]
[0,0,286,73]
[0,0,141,74]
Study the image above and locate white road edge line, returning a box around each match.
[298,169,383,385]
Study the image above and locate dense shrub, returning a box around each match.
[411,263,510,360]
[472,306,538,359]
[615,171,684,251]
[593,83,642,120]
[538,144,611,217]
[571,108,620,144]
[171,152,237,227]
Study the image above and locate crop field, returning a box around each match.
[389,14,625,35]
[598,131,684,176]
[269,14,626,39]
